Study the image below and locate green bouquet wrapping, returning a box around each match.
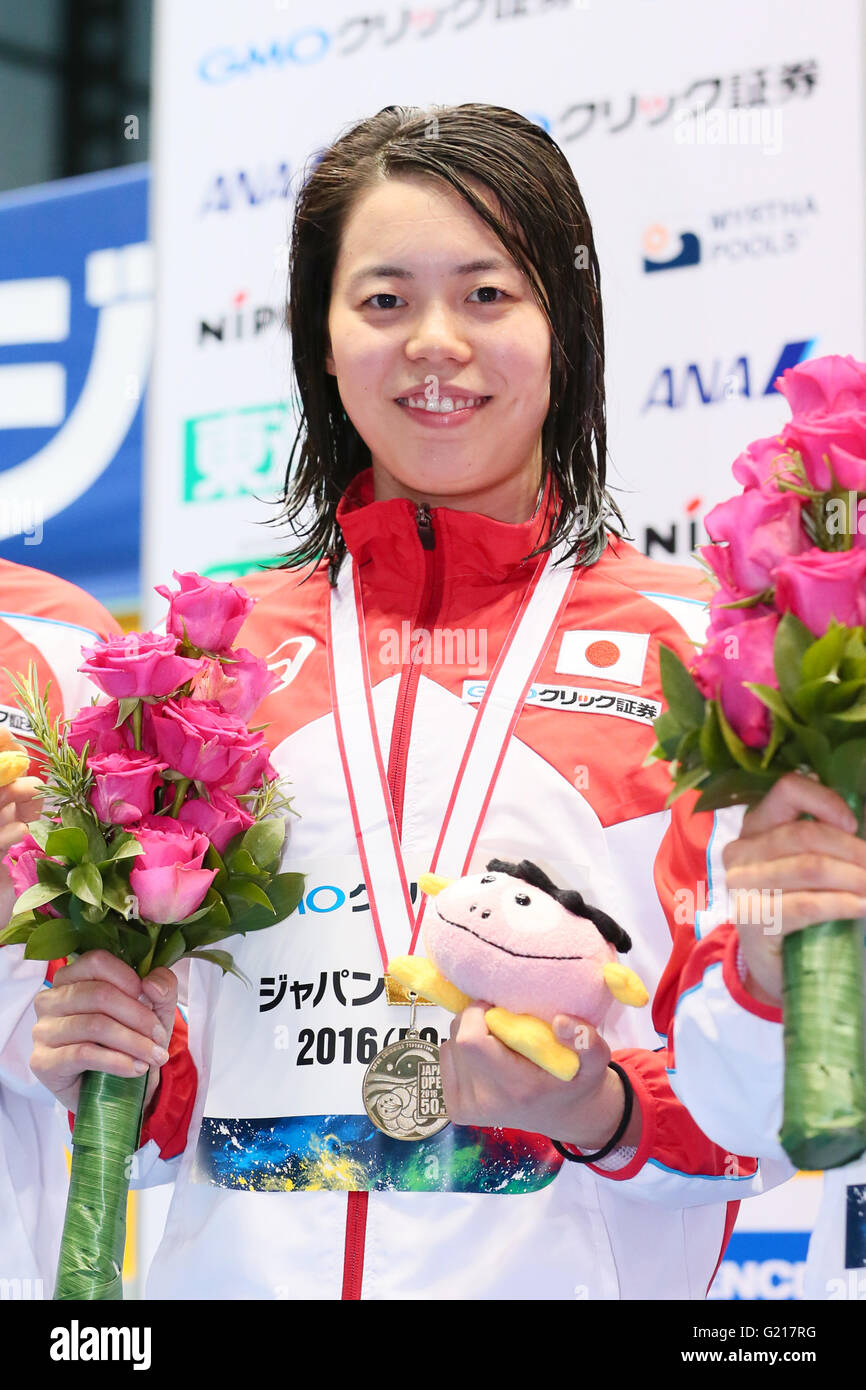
[648,352,866,1171]
[0,571,306,1297]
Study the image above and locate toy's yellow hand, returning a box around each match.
[386,956,470,1014]
[484,1007,580,1081]
[603,962,649,1007]
[0,750,29,787]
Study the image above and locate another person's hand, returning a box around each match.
[722,771,866,1006]
[0,729,44,929]
[439,1001,639,1151]
[31,950,177,1116]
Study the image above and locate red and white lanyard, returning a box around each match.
[326,536,580,972]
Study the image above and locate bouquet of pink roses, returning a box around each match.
[0,571,304,1299]
[649,353,866,1171]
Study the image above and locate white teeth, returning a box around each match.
[400,395,487,412]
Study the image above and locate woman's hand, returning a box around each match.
[31,950,178,1116]
[0,729,44,929]
[722,771,866,1006]
[438,1002,639,1150]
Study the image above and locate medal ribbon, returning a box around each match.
[327,533,581,974]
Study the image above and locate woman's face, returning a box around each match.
[325,174,551,517]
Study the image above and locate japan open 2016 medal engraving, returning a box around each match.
[362,989,450,1141]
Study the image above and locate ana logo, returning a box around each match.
[642,224,701,273]
[643,338,816,410]
[200,162,293,215]
[555,630,648,686]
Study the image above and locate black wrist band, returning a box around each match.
[551,1061,635,1165]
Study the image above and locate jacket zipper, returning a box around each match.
[341,503,440,1300]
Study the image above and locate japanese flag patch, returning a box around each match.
[555,630,649,687]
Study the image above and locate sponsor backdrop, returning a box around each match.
[0,166,150,620]
[140,0,860,1297]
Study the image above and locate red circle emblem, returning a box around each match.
[585,639,621,668]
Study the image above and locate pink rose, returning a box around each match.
[772,547,866,636]
[154,571,254,654]
[127,816,216,924]
[779,411,866,492]
[189,647,279,722]
[730,434,799,492]
[692,613,780,748]
[79,631,204,700]
[700,489,808,598]
[87,750,169,826]
[147,698,277,793]
[706,587,776,637]
[2,833,62,917]
[66,701,134,758]
[177,787,256,854]
[775,354,866,416]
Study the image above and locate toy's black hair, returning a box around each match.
[485,857,632,954]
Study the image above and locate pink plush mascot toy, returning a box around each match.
[389,858,648,1081]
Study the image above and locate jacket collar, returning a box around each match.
[335,467,561,590]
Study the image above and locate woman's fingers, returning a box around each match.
[739,771,858,839]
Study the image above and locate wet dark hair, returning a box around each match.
[275,102,630,585]
[485,857,632,954]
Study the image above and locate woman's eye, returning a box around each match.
[468,286,507,304]
[364,293,405,310]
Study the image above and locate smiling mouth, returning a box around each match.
[395,395,492,414]
[437,911,584,961]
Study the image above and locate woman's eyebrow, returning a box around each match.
[347,257,510,288]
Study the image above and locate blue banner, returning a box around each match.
[0,164,150,613]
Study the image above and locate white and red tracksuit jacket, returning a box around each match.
[0,559,121,1294]
[669,887,866,1299]
[129,468,792,1300]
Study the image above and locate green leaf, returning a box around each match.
[152,929,187,970]
[663,764,710,808]
[117,925,153,968]
[100,869,136,917]
[205,843,228,892]
[827,740,866,799]
[744,682,800,728]
[827,697,866,723]
[761,711,788,770]
[241,818,286,870]
[186,948,250,985]
[113,697,140,729]
[44,826,89,862]
[60,805,107,861]
[785,724,834,780]
[226,880,275,914]
[105,832,143,862]
[75,918,121,955]
[81,900,109,924]
[0,920,35,946]
[13,881,68,915]
[658,643,706,729]
[692,769,779,812]
[698,703,733,773]
[262,872,305,921]
[182,921,236,949]
[651,710,685,760]
[23,917,79,960]
[26,821,51,851]
[774,612,814,703]
[225,847,264,878]
[36,857,70,890]
[67,862,103,908]
[801,621,849,683]
[715,700,764,772]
